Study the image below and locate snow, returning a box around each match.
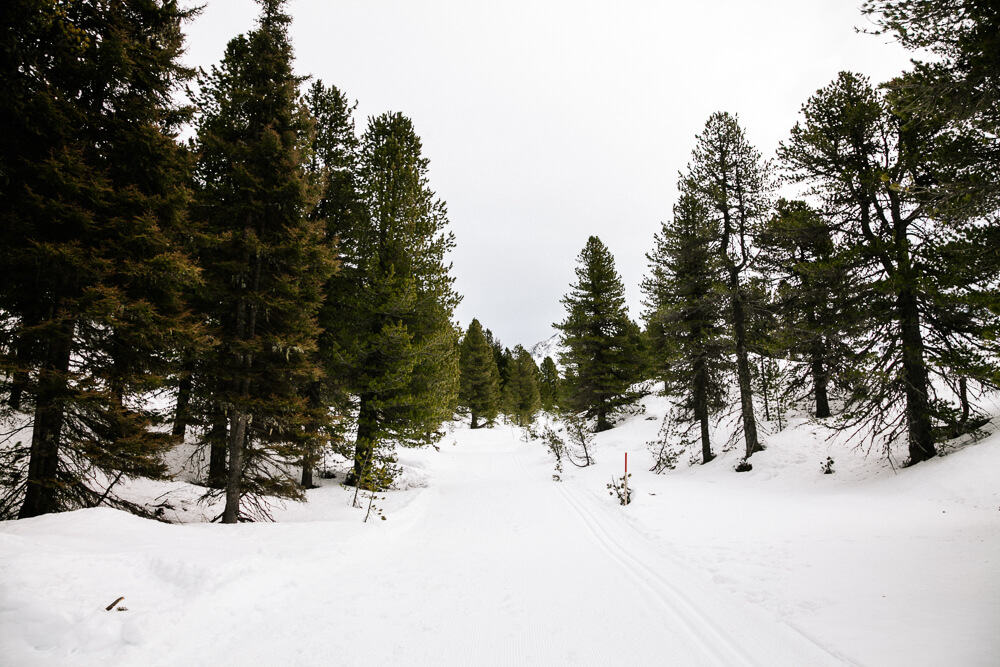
[2,395,999,666]
[528,332,565,369]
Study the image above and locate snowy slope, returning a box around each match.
[528,332,564,368]
[1,398,999,666]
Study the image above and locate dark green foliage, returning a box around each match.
[503,346,541,426]
[0,0,202,518]
[191,0,334,521]
[458,319,501,428]
[642,193,729,464]
[862,0,1000,214]
[756,199,852,419]
[299,79,358,487]
[680,112,772,459]
[333,111,461,487]
[556,236,642,432]
[778,71,999,464]
[538,356,561,412]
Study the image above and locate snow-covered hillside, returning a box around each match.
[2,395,998,666]
[529,332,564,368]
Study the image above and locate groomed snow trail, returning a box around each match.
[1,427,850,666]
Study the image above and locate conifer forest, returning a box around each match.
[1,1,998,665]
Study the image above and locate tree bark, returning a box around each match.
[207,409,228,488]
[810,337,831,418]
[730,274,761,458]
[693,355,713,464]
[172,370,193,438]
[595,404,611,432]
[471,412,479,429]
[222,411,246,523]
[958,376,969,427]
[300,456,314,488]
[898,285,936,463]
[19,319,73,518]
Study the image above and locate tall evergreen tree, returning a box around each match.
[642,193,728,464]
[556,236,641,432]
[299,79,358,487]
[503,346,541,427]
[458,319,501,428]
[862,0,1000,214]
[191,0,334,522]
[329,111,461,487]
[538,356,561,413]
[778,71,999,463]
[0,0,201,518]
[680,112,772,460]
[757,199,851,419]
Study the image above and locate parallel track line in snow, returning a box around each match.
[551,476,757,666]
[556,473,855,667]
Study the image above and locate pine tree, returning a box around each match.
[538,356,561,413]
[191,0,334,522]
[459,319,501,428]
[299,79,358,487]
[556,236,642,432]
[680,112,772,460]
[778,71,999,463]
[642,193,728,464]
[332,111,461,487]
[0,0,202,518]
[861,0,1000,214]
[756,199,852,419]
[503,346,541,426]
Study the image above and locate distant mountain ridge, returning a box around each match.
[528,333,564,369]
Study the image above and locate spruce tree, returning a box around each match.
[459,319,501,428]
[680,112,772,460]
[778,71,999,463]
[642,193,728,464]
[300,79,358,487]
[503,346,541,427]
[0,0,201,518]
[191,0,334,521]
[538,356,561,413]
[330,111,461,487]
[556,236,641,432]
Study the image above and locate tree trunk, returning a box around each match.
[19,320,73,518]
[810,337,831,419]
[221,411,246,523]
[172,371,193,438]
[207,409,228,488]
[301,455,314,488]
[730,275,761,458]
[595,405,611,432]
[759,358,771,422]
[693,355,713,464]
[958,376,969,427]
[349,392,378,488]
[898,286,935,463]
[471,412,479,429]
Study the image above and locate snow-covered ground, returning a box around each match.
[2,395,998,666]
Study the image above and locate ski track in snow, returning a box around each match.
[2,408,999,666]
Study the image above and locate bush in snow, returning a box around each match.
[734,458,753,473]
[607,473,632,505]
[821,456,835,474]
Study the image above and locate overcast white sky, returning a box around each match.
[181,0,914,348]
